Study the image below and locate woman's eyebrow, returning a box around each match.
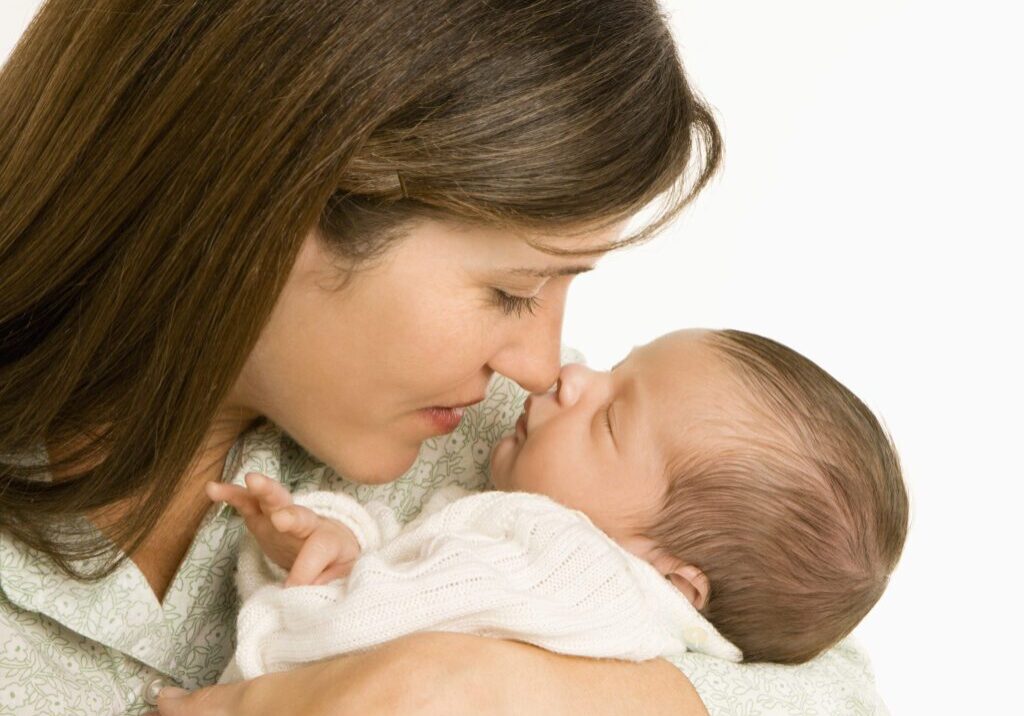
[506,265,595,278]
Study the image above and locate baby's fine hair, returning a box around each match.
[640,329,909,664]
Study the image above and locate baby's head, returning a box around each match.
[489,328,909,664]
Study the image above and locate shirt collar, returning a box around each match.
[0,418,289,673]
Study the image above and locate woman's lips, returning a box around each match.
[420,406,467,434]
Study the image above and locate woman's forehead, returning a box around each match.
[519,217,633,254]
[411,215,630,269]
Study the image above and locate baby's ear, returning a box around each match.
[667,564,710,611]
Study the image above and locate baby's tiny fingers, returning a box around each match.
[244,472,293,512]
[204,482,260,518]
[312,560,355,585]
[286,531,344,587]
[269,505,319,539]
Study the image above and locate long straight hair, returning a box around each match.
[0,0,723,579]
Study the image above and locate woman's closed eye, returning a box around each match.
[492,289,542,318]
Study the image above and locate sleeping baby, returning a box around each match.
[210,328,909,682]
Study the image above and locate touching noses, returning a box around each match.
[522,363,606,432]
[522,362,601,431]
[552,362,600,407]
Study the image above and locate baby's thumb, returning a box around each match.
[158,687,188,700]
[143,686,188,715]
[150,680,245,715]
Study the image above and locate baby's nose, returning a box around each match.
[555,363,599,406]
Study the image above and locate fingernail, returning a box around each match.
[159,686,189,699]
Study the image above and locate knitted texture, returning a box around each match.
[225,485,741,681]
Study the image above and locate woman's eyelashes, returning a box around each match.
[492,288,542,318]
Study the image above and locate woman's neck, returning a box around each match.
[45,413,258,602]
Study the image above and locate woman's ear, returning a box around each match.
[666,564,710,610]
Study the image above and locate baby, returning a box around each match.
[210,328,908,681]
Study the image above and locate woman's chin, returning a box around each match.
[335,445,421,485]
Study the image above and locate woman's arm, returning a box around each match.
[151,632,456,715]
[464,635,709,716]
[149,631,708,715]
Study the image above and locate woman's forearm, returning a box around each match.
[247,632,710,716]
[149,631,710,716]
[484,638,710,716]
[345,632,710,715]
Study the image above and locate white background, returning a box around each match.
[3,2,1021,713]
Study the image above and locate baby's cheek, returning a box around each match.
[487,436,516,488]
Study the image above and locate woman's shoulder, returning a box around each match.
[0,542,240,714]
[663,634,890,715]
[0,589,129,713]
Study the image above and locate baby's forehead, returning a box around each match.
[634,341,764,453]
[636,333,744,405]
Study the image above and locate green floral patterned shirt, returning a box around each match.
[0,349,889,715]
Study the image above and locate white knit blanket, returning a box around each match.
[219,484,741,683]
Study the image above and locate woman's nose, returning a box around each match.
[486,300,566,394]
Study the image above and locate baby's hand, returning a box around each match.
[205,472,362,587]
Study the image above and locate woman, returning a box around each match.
[0,1,885,714]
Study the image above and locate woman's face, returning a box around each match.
[228,217,627,484]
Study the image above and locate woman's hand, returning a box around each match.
[146,631,709,716]
[206,472,361,586]
[145,632,481,716]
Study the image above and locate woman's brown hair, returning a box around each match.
[0,0,723,579]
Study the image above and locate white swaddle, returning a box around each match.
[219,484,741,683]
